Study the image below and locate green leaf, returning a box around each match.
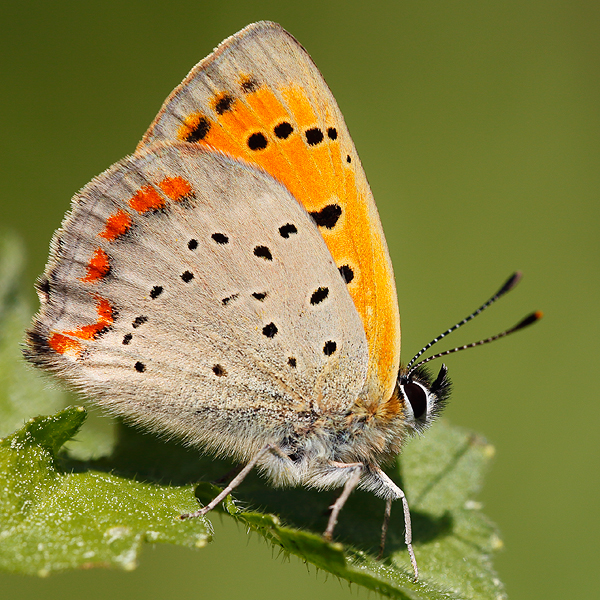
[0,235,506,599]
[0,407,210,576]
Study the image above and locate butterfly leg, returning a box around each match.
[322,461,363,541]
[180,444,279,519]
[378,497,393,560]
[373,467,418,581]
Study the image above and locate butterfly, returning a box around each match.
[25,21,540,579]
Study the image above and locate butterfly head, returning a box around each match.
[396,364,451,434]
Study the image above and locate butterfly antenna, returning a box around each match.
[407,310,542,377]
[405,272,541,378]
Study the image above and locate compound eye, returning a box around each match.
[403,382,428,420]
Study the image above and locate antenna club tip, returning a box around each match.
[497,272,523,296]
[508,271,523,287]
[516,310,543,330]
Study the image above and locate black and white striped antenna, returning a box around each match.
[405,272,542,379]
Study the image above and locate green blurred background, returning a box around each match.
[1,1,598,598]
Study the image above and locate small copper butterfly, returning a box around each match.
[25,21,541,579]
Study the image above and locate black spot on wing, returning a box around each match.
[310,204,342,229]
[181,271,194,283]
[262,323,278,338]
[212,364,227,376]
[214,93,234,115]
[185,116,211,142]
[241,77,259,93]
[339,265,354,284]
[254,246,273,260]
[305,127,324,146]
[323,341,337,356]
[274,122,293,139]
[248,132,268,150]
[279,223,297,238]
[310,287,329,305]
[132,316,148,328]
[211,233,229,244]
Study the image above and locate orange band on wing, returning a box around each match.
[158,176,193,201]
[49,296,115,357]
[129,185,165,213]
[100,209,132,241]
[81,248,110,282]
[64,296,114,340]
[48,333,83,357]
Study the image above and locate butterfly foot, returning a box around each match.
[179,505,209,520]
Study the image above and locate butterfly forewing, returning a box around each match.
[139,21,400,404]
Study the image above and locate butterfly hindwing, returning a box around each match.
[26,143,369,457]
[139,21,400,404]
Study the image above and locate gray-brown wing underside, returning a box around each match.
[27,143,368,459]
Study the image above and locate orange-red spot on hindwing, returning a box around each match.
[48,333,83,357]
[100,210,132,241]
[66,323,104,340]
[64,296,115,341]
[94,297,114,325]
[159,176,192,201]
[129,185,165,213]
[81,248,110,283]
